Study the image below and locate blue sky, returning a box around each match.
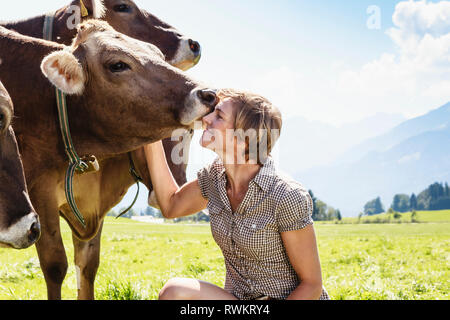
[144,0,402,91]
[2,0,446,121]
[1,1,449,212]
[0,0,412,113]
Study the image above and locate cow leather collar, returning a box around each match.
[43,8,142,227]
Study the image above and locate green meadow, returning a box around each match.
[0,211,449,300]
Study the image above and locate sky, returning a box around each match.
[1,0,449,211]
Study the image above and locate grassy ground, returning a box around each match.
[0,213,449,300]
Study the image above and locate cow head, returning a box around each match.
[66,0,201,70]
[41,20,217,155]
[0,81,40,249]
[58,1,203,205]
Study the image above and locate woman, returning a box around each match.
[144,89,330,300]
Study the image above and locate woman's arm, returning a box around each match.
[144,141,207,219]
[281,225,324,300]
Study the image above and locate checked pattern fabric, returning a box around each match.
[197,156,330,300]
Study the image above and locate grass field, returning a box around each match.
[0,211,449,300]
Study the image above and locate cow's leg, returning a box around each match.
[73,220,104,300]
[34,201,68,300]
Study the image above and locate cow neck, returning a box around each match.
[0,6,78,46]
[0,15,47,41]
[0,28,64,151]
[44,12,97,169]
[43,9,142,227]
[44,11,97,228]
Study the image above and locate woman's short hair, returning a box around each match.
[217,88,282,165]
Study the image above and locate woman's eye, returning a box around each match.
[109,62,130,73]
[113,4,132,13]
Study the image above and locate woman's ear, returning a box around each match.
[41,50,86,95]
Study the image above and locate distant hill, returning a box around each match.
[276,112,406,173]
[336,102,450,165]
[295,102,450,217]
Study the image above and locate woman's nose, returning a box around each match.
[202,113,212,128]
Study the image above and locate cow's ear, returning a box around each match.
[41,50,86,95]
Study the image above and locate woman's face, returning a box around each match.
[200,98,242,158]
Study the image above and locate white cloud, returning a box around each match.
[335,0,450,119]
[398,152,421,164]
[389,0,450,45]
[248,1,450,125]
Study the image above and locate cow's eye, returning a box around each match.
[113,4,132,13]
[109,62,130,73]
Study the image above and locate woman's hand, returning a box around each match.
[143,141,207,219]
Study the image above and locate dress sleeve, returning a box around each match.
[197,164,212,200]
[276,187,314,232]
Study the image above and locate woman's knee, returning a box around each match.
[159,278,197,300]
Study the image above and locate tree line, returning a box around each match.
[110,190,343,223]
[363,182,450,215]
[108,206,210,223]
[107,181,449,222]
[308,190,342,221]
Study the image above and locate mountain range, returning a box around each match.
[294,102,450,216]
[275,112,406,173]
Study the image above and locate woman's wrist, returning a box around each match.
[144,140,168,173]
[144,141,166,165]
[144,140,163,153]
[143,140,179,217]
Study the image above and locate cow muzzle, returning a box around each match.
[0,212,41,249]
[170,38,202,71]
[180,89,219,126]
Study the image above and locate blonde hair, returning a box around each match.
[217,89,282,165]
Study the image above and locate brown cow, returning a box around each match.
[0,21,217,299]
[1,0,202,299]
[2,0,201,70]
[1,0,199,205]
[0,80,40,249]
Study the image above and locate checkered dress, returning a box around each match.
[197,156,330,300]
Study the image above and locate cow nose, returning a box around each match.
[27,219,41,244]
[197,89,218,111]
[188,39,201,57]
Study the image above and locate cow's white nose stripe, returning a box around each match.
[169,38,199,71]
[0,212,37,249]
